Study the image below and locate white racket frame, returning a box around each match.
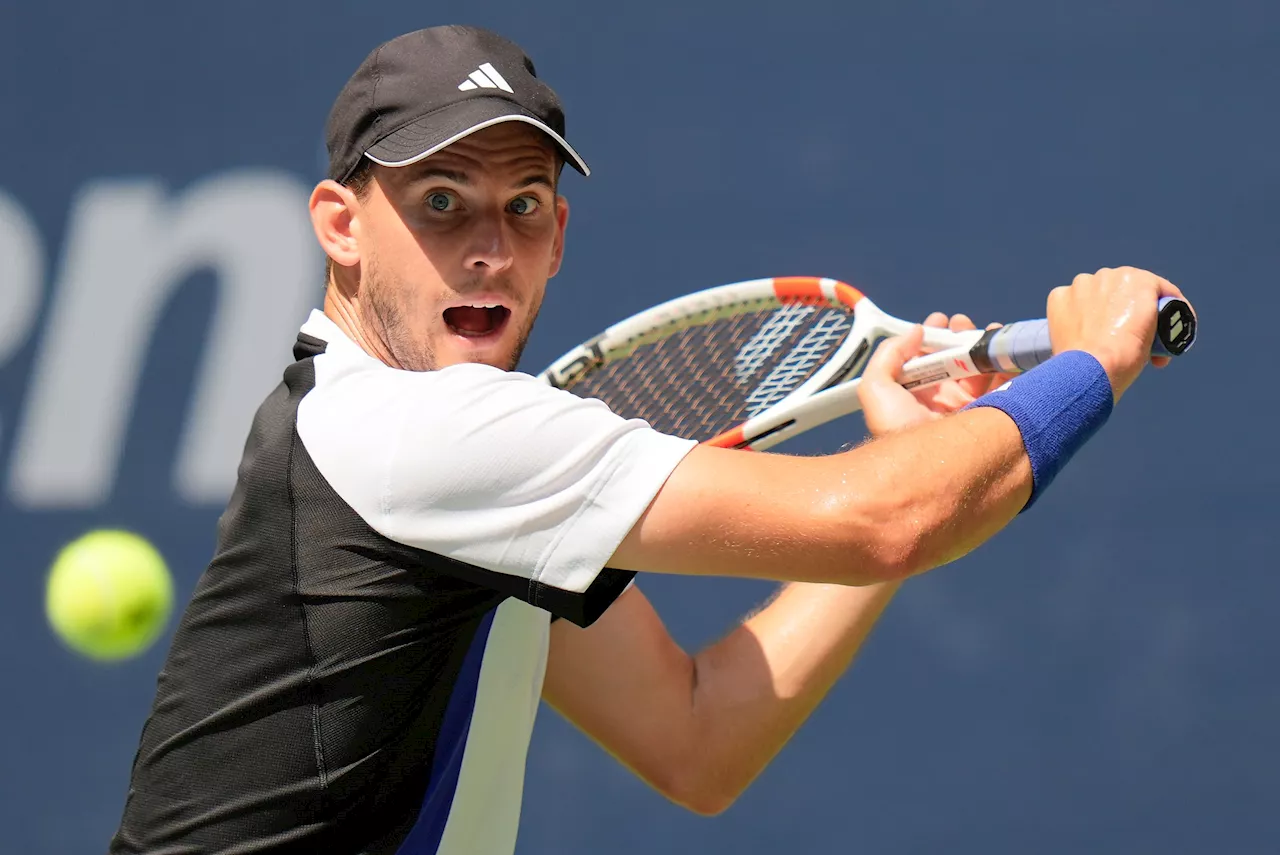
[539,277,992,452]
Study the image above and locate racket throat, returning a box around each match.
[708,418,797,450]
[816,338,872,392]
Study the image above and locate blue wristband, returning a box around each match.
[962,350,1114,510]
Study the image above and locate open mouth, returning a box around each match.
[443,304,512,339]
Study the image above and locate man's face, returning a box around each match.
[349,122,568,372]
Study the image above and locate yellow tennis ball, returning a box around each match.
[45,529,174,662]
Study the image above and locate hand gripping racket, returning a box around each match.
[539,277,1195,452]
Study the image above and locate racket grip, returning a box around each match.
[972,296,1196,374]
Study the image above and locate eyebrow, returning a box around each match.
[405,168,555,191]
[512,174,556,191]
[408,168,472,185]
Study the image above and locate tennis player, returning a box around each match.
[111,25,1191,855]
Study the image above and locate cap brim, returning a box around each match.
[364,97,590,177]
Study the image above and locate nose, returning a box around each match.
[462,210,514,274]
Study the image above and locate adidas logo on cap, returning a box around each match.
[458,62,513,93]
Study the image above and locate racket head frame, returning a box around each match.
[538,276,978,449]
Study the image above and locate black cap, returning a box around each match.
[326,26,590,184]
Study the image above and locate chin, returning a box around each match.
[439,334,524,372]
[459,352,520,371]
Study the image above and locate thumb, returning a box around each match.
[863,325,924,386]
[856,325,926,428]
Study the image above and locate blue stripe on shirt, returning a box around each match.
[395,607,497,855]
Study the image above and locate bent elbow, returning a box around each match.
[650,754,744,817]
[682,793,736,818]
[822,493,924,584]
[662,775,740,817]
[870,526,927,582]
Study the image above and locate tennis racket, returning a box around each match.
[539,276,1195,452]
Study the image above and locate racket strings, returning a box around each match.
[565,305,857,441]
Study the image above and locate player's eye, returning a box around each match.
[507,195,540,216]
[426,192,458,212]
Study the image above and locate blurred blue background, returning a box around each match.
[2,1,1277,852]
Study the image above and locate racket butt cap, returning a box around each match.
[1154,296,1195,357]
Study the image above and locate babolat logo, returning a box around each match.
[0,171,323,509]
[546,339,605,389]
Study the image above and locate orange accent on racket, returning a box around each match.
[705,426,751,449]
[771,276,826,304]
[833,281,865,307]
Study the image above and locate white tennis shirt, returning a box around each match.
[112,309,695,855]
[294,310,695,854]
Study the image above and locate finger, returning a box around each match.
[1049,284,1073,317]
[924,312,948,328]
[1151,355,1171,369]
[985,372,1014,392]
[1153,275,1194,323]
[915,380,976,413]
[948,313,976,332]
[863,325,924,384]
[955,366,1014,401]
[857,326,932,432]
[956,371,995,400]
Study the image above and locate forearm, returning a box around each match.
[616,405,1031,585]
[543,580,904,816]
[676,414,1025,805]
[685,580,902,811]
[841,405,1031,579]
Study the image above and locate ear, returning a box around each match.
[547,195,571,279]
[309,180,363,272]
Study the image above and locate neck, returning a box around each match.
[323,283,404,370]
